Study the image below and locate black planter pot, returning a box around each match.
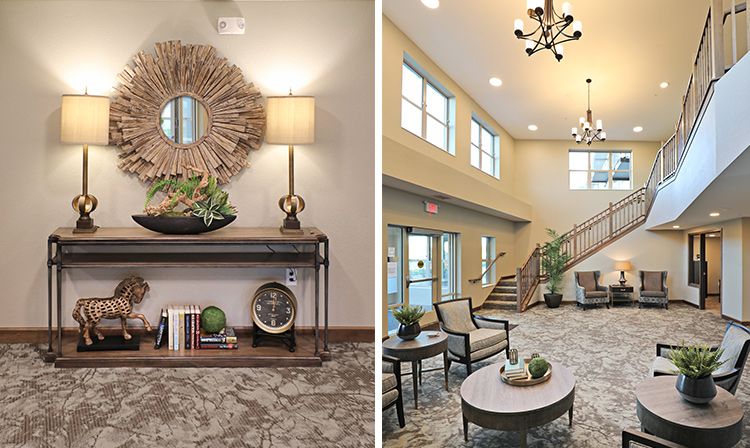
[543,293,563,308]
[675,373,717,404]
[397,323,421,340]
[132,214,236,234]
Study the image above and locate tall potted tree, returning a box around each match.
[540,228,571,308]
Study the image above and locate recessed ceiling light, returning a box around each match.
[709,234,716,237]
[633,126,644,133]
[421,0,440,9]
[660,82,669,88]
[672,225,680,229]
[489,77,502,87]
[710,212,720,217]
[528,124,538,131]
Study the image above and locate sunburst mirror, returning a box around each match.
[109,41,264,184]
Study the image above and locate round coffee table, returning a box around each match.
[382,331,448,409]
[636,376,743,448]
[460,361,575,447]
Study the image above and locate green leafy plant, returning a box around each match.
[192,194,227,227]
[668,340,727,379]
[540,228,571,295]
[391,305,425,326]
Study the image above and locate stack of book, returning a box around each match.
[504,358,527,379]
[154,305,239,350]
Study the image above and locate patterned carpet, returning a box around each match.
[382,303,750,447]
[0,342,374,448]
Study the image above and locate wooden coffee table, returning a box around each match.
[636,376,744,448]
[460,361,575,448]
[382,331,448,409]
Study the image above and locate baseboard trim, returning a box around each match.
[680,300,699,309]
[0,326,374,344]
[720,315,750,326]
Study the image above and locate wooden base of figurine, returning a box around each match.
[77,335,141,352]
[252,324,296,352]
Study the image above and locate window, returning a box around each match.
[569,150,632,190]
[471,116,499,178]
[441,233,458,301]
[401,58,452,153]
[481,236,495,285]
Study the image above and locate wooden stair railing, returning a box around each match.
[469,252,506,283]
[517,245,541,312]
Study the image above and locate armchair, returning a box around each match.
[382,354,405,428]
[622,427,687,448]
[649,322,750,394]
[639,271,669,309]
[433,297,509,376]
[574,271,609,309]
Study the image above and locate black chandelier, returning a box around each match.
[572,79,606,145]
[514,0,582,61]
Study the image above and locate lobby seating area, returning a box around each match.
[382,303,750,447]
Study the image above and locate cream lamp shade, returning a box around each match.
[60,94,110,145]
[266,96,315,145]
[614,261,631,271]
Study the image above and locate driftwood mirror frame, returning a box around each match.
[109,41,264,184]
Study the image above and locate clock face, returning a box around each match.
[252,285,297,334]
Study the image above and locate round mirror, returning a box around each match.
[159,96,209,145]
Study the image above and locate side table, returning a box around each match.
[635,376,744,448]
[382,331,448,409]
[609,284,634,306]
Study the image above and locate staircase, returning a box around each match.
[482,278,518,311]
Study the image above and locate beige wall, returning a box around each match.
[0,1,375,329]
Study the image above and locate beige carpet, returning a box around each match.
[0,342,374,447]
[382,303,750,447]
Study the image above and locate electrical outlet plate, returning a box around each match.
[286,268,297,286]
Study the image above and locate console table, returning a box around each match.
[609,284,634,306]
[46,227,329,368]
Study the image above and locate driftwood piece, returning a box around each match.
[109,41,265,184]
[144,164,211,215]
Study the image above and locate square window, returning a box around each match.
[569,150,632,190]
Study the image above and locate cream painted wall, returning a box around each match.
[382,187,516,332]
[0,1,374,329]
[512,139,661,266]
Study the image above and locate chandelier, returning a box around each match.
[513,0,582,61]
[572,79,606,145]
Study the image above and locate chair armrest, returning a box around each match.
[439,324,471,338]
[657,343,718,357]
[597,284,607,292]
[382,354,401,376]
[712,367,739,383]
[473,315,509,331]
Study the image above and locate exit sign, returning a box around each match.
[424,201,438,214]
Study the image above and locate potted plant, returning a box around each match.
[132,164,237,234]
[392,305,426,340]
[540,228,571,308]
[669,340,727,404]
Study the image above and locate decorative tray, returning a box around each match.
[499,359,552,386]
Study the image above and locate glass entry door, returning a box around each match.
[407,233,438,312]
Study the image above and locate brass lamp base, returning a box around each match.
[279,194,305,234]
[72,193,98,233]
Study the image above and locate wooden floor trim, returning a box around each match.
[0,326,374,344]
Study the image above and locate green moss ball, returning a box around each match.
[201,306,226,334]
[528,357,549,378]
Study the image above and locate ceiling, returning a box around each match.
[383,0,710,143]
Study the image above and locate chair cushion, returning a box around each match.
[382,372,397,393]
[585,291,608,298]
[437,300,476,333]
[641,290,666,298]
[382,389,399,409]
[715,324,750,374]
[649,356,677,377]
[448,328,506,357]
[578,271,597,292]
[643,272,663,292]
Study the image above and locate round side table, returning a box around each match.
[382,331,448,409]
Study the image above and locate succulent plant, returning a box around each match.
[669,340,727,379]
[391,305,425,326]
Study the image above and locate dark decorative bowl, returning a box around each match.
[132,214,236,234]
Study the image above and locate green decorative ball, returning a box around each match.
[528,357,549,379]
[201,306,226,334]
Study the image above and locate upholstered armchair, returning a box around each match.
[622,427,687,448]
[433,297,509,376]
[574,271,609,309]
[382,354,405,428]
[649,322,750,395]
[639,271,669,309]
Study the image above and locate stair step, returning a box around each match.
[498,280,517,287]
[482,301,517,310]
[493,286,517,294]
[488,293,516,302]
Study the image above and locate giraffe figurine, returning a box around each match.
[72,276,153,345]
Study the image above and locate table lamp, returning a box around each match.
[61,91,110,233]
[266,92,315,234]
[615,261,631,286]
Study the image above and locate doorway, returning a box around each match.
[688,230,722,312]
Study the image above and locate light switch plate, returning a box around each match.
[286,268,297,286]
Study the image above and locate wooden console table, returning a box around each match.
[46,227,329,368]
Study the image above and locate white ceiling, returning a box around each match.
[384,0,710,143]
